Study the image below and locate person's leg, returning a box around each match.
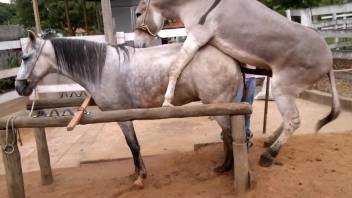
[233,80,244,103]
[244,77,256,135]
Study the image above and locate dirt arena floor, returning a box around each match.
[1,133,352,198]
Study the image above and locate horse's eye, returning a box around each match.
[22,55,30,61]
[136,13,142,18]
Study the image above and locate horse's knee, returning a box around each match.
[285,115,301,133]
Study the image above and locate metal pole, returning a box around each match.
[263,76,270,134]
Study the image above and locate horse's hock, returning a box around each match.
[0,102,253,197]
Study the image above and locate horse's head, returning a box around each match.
[134,0,165,47]
[15,31,54,96]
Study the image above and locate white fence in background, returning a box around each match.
[286,3,352,52]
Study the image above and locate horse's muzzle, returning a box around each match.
[15,80,33,96]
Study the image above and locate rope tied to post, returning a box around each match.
[3,116,22,155]
[2,89,37,155]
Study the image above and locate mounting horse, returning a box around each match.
[15,31,241,187]
[133,0,341,167]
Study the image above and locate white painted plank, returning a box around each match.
[290,3,352,16]
[329,41,352,49]
[0,90,23,104]
[36,84,85,93]
[333,51,352,60]
[318,30,352,38]
[158,28,187,38]
[313,18,352,28]
[0,40,21,51]
[0,68,19,79]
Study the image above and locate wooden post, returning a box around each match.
[231,115,249,194]
[64,0,74,36]
[34,128,53,185]
[32,0,41,34]
[0,130,25,198]
[101,0,117,44]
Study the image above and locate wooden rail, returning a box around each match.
[1,103,251,129]
[0,68,19,80]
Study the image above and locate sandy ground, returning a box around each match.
[0,99,352,197]
[1,133,352,198]
[1,99,352,174]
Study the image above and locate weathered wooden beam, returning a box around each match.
[0,130,25,198]
[3,103,251,129]
[32,0,41,34]
[34,128,53,185]
[101,0,116,45]
[231,115,250,194]
[26,97,95,110]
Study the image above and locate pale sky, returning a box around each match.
[0,0,10,4]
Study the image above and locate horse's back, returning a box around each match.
[125,44,240,107]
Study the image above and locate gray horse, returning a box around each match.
[15,31,241,187]
[133,0,341,167]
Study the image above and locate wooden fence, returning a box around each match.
[0,102,252,198]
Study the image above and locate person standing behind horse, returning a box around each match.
[234,65,256,147]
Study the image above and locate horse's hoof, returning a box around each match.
[162,100,174,107]
[133,177,144,189]
[259,152,274,167]
[214,164,232,173]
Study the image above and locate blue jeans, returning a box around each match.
[233,77,256,138]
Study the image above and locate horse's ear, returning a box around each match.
[28,30,37,43]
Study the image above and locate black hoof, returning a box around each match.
[259,152,274,167]
[214,163,232,173]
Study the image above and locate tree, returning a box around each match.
[0,3,17,25]
[12,0,101,36]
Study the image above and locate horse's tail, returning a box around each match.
[315,69,341,132]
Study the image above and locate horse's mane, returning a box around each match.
[50,38,131,83]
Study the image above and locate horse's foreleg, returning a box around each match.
[163,31,213,106]
[263,123,284,147]
[117,121,146,188]
[259,95,300,167]
[213,115,233,173]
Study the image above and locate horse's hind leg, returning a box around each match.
[212,115,234,173]
[259,95,300,167]
[117,121,146,187]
